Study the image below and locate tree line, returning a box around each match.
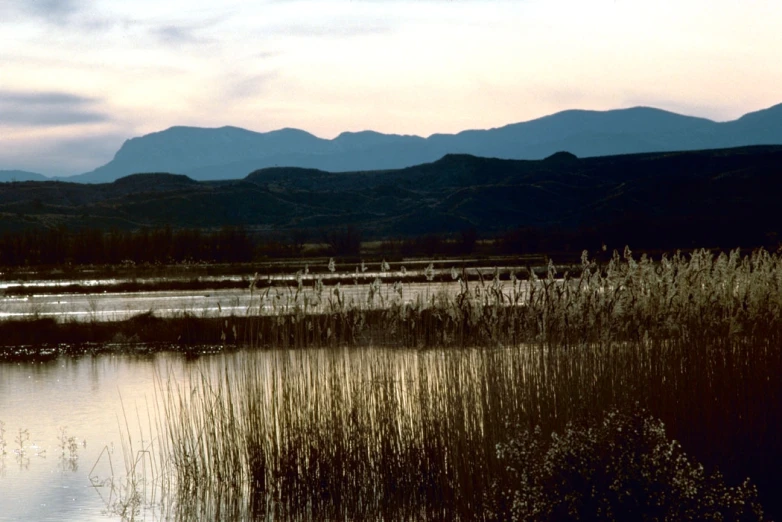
[1,215,777,268]
[0,226,254,266]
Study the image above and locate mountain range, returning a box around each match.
[11,102,780,183]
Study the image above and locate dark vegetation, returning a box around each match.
[0,314,232,360]
[0,223,484,267]
[1,278,251,297]
[0,225,253,266]
[1,146,782,261]
[493,408,764,521]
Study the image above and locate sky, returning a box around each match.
[1,0,781,176]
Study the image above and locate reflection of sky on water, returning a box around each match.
[0,346,521,520]
[0,353,194,521]
[0,263,543,323]
[0,268,539,518]
[0,280,519,322]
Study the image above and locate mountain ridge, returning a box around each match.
[53,103,782,183]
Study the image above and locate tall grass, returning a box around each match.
[160,347,535,519]
[241,247,782,351]
[155,247,782,519]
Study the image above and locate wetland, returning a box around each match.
[1,249,780,520]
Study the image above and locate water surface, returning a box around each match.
[0,280,515,322]
[0,353,194,521]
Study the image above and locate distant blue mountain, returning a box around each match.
[66,103,782,183]
[0,170,48,182]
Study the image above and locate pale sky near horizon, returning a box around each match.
[1,0,781,176]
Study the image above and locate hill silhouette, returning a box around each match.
[63,103,782,183]
[3,145,782,251]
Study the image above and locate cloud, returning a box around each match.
[151,25,202,45]
[10,0,108,28]
[18,0,86,25]
[1,91,92,105]
[226,71,281,99]
[0,90,111,127]
[148,16,226,46]
[1,0,124,33]
[275,20,392,38]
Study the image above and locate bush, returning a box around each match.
[493,408,765,521]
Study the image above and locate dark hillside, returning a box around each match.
[111,173,199,193]
[2,145,782,251]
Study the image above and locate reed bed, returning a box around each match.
[154,247,782,520]
[241,247,782,351]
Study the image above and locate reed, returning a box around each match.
[238,247,782,352]
[159,347,527,519]
[150,248,782,519]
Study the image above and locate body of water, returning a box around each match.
[0,346,500,521]
[0,353,192,521]
[0,270,535,520]
[0,279,527,322]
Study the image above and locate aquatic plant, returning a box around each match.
[89,395,169,521]
[14,428,29,456]
[57,426,83,472]
[239,248,780,347]
[0,420,6,456]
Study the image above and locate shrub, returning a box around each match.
[493,408,765,521]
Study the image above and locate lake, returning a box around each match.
[0,265,575,520]
[0,271,528,521]
[0,352,195,521]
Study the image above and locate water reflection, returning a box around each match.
[0,278,533,323]
[0,352,197,521]
[1,341,536,521]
